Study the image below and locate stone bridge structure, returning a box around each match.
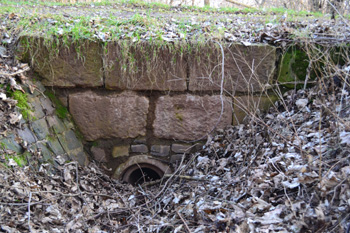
[17,37,297,183]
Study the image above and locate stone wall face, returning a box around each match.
[69,91,149,141]
[18,37,103,88]
[18,38,278,171]
[105,42,187,91]
[0,80,89,168]
[153,95,232,140]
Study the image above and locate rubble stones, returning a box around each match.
[153,95,233,140]
[170,154,183,163]
[31,118,50,140]
[171,143,192,153]
[151,145,170,156]
[69,91,149,141]
[46,115,66,134]
[64,130,83,151]
[131,144,148,153]
[17,125,36,143]
[112,145,130,158]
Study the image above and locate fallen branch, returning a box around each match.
[0,67,30,77]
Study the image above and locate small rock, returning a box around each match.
[151,145,170,157]
[112,145,129,158]
[171,143,191,153]
[131,144,148,153]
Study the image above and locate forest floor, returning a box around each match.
[1,1,350,232]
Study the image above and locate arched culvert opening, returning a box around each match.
[113,155,172,185]
[122,163,163,185]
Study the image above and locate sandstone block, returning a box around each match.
[151,145,170,157]
[112,145,130,158]
[105,42,187,91]
[189,43,276,93]
[131,144,148,153]
[153,95,233,140]
[233,95,277,124]
[69,91,149,141]
[17,36,103,87]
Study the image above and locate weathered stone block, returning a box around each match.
[17,125,36,144]
[29,97,45,119]
[69,91,149,141]
[133,137,147,144]
[68,148,89,166]
[171,143,192,153]
[278,46,314,89]
[170,154,184,163]
[47,137,65,155]
[36,142,54,163]
[105,42,187,91]
[112,145,130,158]
[0,134,22,153]
[64,130,83,151]
[91,147,108,162]
[151,145,170,157]
[131,144,148,153]
[40,96,55,115]
[189,43,276,93]
[17,36,103,87]
[153,95,232,140]
[233,95,277,124]
[46,115,66,134]
[31,118,49,140]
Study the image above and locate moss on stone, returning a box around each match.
[278,46,312,89]
[4,154,28,167]
[45,91,68,119]
[175,112,183,122]
[9,90,32,120]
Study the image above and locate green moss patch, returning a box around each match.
[7,90,32,120]
[46,91,68,119]
[278,46,313,89]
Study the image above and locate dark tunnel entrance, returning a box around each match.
[122,163,165,185]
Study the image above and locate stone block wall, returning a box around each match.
[0,80,89,169]
[17,38,278,172]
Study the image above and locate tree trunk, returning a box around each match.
[204,0,210,6]
[329,0,344,18]
[309,0,323,12]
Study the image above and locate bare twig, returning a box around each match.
[176,209,191,233]
[154,144,198,199]
[27,192,32,232]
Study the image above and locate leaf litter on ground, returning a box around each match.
[0,3,350,232]
[0,46,349,232]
